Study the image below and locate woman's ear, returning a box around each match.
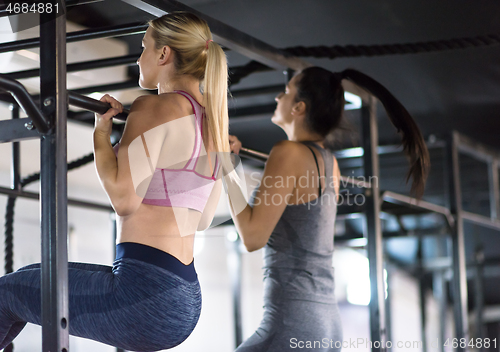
[158,46,172,66]
[292,101,306,116]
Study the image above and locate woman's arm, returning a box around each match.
[224,140,301,252]
[94,94,169,216]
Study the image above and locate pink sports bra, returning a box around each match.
[113,90,220,212]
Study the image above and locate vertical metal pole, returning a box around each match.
[433,270,447,352]
[474,246,485,352]
[10,105,21,193]
[39,4,69,352]
[417,237,427,352]
[4,104,20,352]
[488,160,500,220]
[447,132,468,349]
[226,231,243,348]
[110,212,126,352]
[361,98,386,352]
[384,262,392,352]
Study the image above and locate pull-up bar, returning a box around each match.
[68,92,272,162]
[68,92,130,120]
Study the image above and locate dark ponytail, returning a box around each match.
[340,69,430,198]
[294,67,430,198]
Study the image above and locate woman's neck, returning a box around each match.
[287,123,325,147]
[158,76,201,100]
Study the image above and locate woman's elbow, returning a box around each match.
[244,243,262,253]
[241,232,266,252]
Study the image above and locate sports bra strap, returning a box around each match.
[303,143,322,197]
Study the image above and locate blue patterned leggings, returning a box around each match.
[0,242,201,351]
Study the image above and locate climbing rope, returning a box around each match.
[229,33,500,85]
[3,147,108,283]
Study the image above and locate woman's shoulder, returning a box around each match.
[131,94,192,120]
[120,94,193,138]
[267,140,311,167]
[270,140,316,157]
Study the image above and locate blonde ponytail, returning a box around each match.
[149,12,236,181]
[203,39,237,181]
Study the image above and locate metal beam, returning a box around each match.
[489,160,500,220]
[0,185,114,212]
[447,131,469,349]
[39,8,69,351]
[455,131,500,163]
[474,247,485,352]
[229,103,276,118]
[381,191,455,228]
[361,98,386,351]
[0,22,147,54]
[230,84,284,98]
[0,118,42,143]
[10,105,21,191]
[120,0,310,71]
[5,54,140,80]
[0,74,49,133]
[417,237,427,352]
[433,270,447,352]
[70,80,139,96]
[226,233,243,348]
[461,211,500,231]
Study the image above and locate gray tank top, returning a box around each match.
[251,141,338,304]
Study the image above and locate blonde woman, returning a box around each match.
[0,12,231,351]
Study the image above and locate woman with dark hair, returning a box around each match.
[224,66,430,351]
[0,11,234,351]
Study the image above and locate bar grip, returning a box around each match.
[68,92,130,121]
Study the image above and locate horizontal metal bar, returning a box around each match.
[455,131,500,164]
[0,0,104,17]
[229,103,276,118]
[0,185,113,212]
[120,0,310,71]
[239,147,268,163]
[68,92,130,120]
[334,140,446,159]
[0,22,147,54]
[230,84,284,98]
[0,74,49,133]
[68,80,140,96]
[0,89,131,121]
[382,191,455,227]
[462,211,500,231]
[0,118,41,143]
[335,226,447,243]
[5,54,140,80]
[0,81,139,117]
